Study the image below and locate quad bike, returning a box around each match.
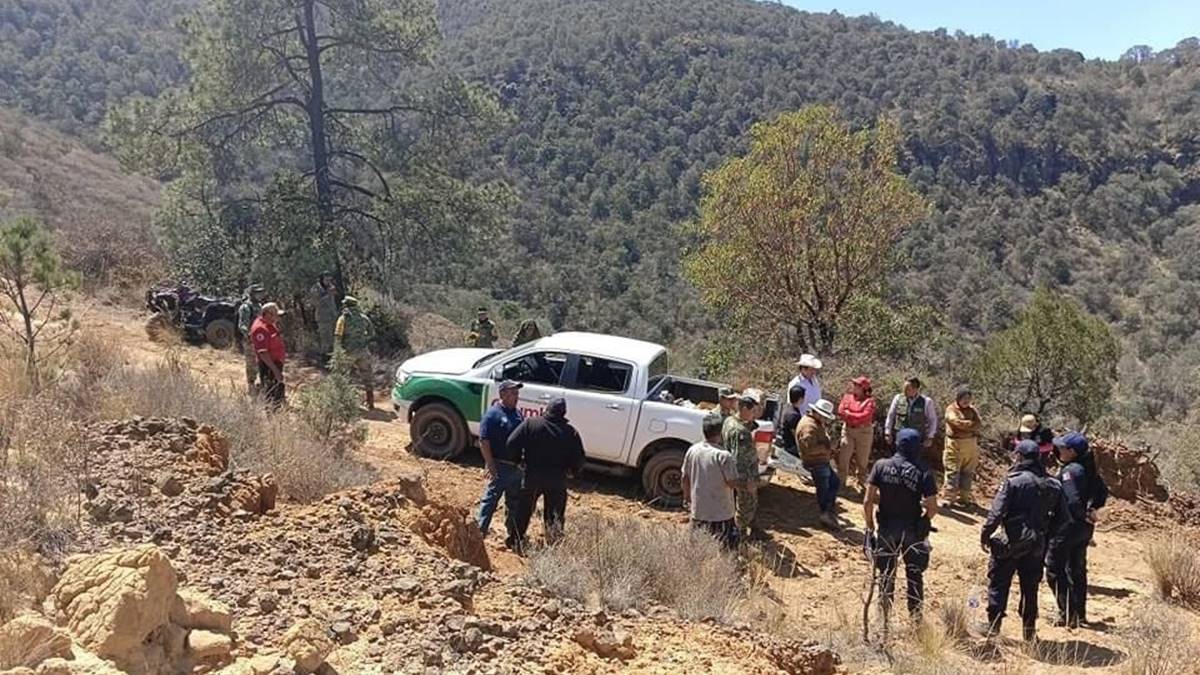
[144,284,239,349]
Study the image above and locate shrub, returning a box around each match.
[526,512,748,622]
[295,349,366,445]
[1146,537,1200,609]
[362,295,411,356]
[96,358,375,502]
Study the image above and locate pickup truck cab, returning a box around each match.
[391,332,776,505]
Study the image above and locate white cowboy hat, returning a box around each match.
[795,354,823,370]
[810,398,836,420]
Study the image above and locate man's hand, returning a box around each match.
[884,434,893,447]
[980,539,991,554]
[485,461,498,481]
[1086,508,1098,524]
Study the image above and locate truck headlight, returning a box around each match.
[395,368,411,386]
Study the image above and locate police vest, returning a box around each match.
[896,396,927,433]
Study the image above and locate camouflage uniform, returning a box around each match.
[311,282,339,357]
[469,318,498,348]
[723,414,759,534]
[335,299,375,405]
[236,292,263,391]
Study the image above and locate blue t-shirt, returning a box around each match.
[480,403,523,462]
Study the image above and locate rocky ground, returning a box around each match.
[2,414,836,674]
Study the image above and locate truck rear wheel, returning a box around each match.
[642,448,686,507]
[411,402,469,460]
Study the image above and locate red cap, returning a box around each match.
[851,376,872,389]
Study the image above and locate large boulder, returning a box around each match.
[49,545,178,664]
[0,612,73,668]
[279,619,334,674]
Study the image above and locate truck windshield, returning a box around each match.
[645,349,669,391]
[471,349,508,369]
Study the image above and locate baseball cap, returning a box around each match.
[498,380,523,392]
[247,283,265,293]
[739,390,762,406]
[1052,431,1089,454]
[702,410,724,436]
[261,302,285,315]
[718,386,738,400]
[1015,439,1041,458]
[342,295,359,307]
[546,397,567,418]
[1018,414,1039,434]
[851,376,872,389]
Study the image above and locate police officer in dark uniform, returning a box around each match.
[981,440,1070,641]
[863,428,938,622]
[1046,431,1108,627]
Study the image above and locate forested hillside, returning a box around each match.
[435,0,1200,422]
[2,0,1200,422]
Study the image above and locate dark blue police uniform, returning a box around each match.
[981,441,1070,640]
[1045,432,1108,626]
[867,429,938,619]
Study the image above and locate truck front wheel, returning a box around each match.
[411,402,469,460]
[642,448,686,507]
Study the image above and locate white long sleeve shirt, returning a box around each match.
[785,375,822,416]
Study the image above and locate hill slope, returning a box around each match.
[0,107,160,282]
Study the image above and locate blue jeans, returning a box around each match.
[806,461,841,513]
[476,462,523,540]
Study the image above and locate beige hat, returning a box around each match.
[810,399,836,420]
[795,354,823,370]
[739,388,764,406]
[261,302,284,315]
[1018,414,1039,434]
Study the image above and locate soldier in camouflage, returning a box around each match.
[468,307,498,348]
[335,296,376,408]
[310,272,339,362]
[236,284,265,393]
[724,390,763,541]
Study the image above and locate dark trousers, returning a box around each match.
[514,477,568,546]
[806,461,841,513]
[875,525,930,618]
[691,518,739,550]
[987,551,1044,634]
[257,360,285,406]
[1046,523,1093,623]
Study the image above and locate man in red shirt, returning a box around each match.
[250,302,287,406]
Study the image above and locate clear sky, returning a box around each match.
[780,0,1200,60]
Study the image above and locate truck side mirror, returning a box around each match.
[490,366,503,380]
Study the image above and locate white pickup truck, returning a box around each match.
[391,332,777,504]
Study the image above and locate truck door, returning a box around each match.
[489,351,568,417]
[560,354,636,462]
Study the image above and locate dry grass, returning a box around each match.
[526,511,752,622]
[1119,600,1200,675]
[0,547,53,623]
[94,356,375,502]
[1146,536,1200,609]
